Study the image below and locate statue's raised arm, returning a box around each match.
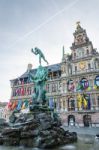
[31,48,38,55]
[31,47,48,66]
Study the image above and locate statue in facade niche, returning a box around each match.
[31,47,48,66]
[30,47,48,108]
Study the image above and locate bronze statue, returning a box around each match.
[30,47,48,107]
[30,66,48,104]
[31,47,48,66]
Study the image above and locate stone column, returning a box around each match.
[55,98,58,111]
[62,98,66,112]
[52,72,53,79]
[92,77,95,89]
[94,94,98,110]
[90,94,94,110]
[65,98,68,111]
[75,96,78,111]
[60,98,63,112]
[58,98,60,112]
[65,66,68,76]
[56,98,60,112]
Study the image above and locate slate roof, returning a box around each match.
[47,63,61,72]
[10,63,61,81]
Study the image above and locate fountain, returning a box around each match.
[0,47,77,148]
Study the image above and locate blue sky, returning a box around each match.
[0,0,99,102]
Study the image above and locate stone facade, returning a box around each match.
[0,102,9,121]
[10,23,99,127]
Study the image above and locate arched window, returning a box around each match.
[83,115,91,127]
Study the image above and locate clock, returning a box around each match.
[79,61,86,70]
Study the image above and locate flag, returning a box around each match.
[83,98,87,108]
[11,101,18,110]
[49,98,54,109]
[77,94,82,109]
[21,100,28,109]
[16,100,22,111]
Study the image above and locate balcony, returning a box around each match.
[11,95,32,100]
[67,106,99,113]
[72,54,93,62]
[72,68,99,76]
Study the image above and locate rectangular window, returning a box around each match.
[75,66,77,72]
[52,83,57,92]
[63,83,66,93]
[74,53,76,58]
[88,63,91,69]
[87,49,89,55]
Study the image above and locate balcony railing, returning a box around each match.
[72,68,99,75]
[72,54,93,61]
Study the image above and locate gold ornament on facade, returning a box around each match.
[79,61,86,70]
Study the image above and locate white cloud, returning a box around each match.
[0,0,99,101]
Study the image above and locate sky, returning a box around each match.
[0,0,99,102]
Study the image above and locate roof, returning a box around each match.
[10,63,61,81]
[20,69,37,79]
[47,63,61,72]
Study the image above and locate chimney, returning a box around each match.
[27,63,32,72]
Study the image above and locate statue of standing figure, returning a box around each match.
[30,47,48,108]
[31,47,48,66]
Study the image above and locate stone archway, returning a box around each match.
[83,114,91,127]
[68,115,75,126]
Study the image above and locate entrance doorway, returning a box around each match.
[83,114,91,127]
[68,115,75,126]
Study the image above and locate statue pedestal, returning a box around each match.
[0,104,77,148]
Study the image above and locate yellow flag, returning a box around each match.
[83,98,87,108]
[21,103,25,109]
[77,94,82,109]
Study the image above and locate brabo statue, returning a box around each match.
[31,47,48,66]
[30,47,48,110]
[30,66,48,104]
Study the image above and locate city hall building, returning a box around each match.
[10,23,99,127]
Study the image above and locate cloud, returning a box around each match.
[0,0,99,101]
